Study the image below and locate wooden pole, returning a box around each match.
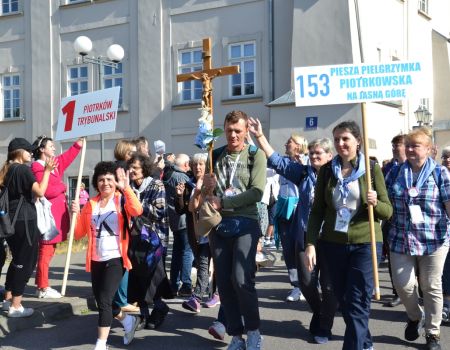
[360,103,380,300]
[202,38,215,175]
[61,137,87,296]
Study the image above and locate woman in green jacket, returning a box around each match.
[305,120,392,350]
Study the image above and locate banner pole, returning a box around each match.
[61,137,86,296]
[361,103,380,300]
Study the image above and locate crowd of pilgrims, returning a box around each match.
[0,111,449,350]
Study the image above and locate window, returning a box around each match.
[2,74,21,119]
[68,176,90,205]
[68,66,88,96]
[229,42,256,97]
[103,63,123,107]
[178,48,202,102]
[2,0,19,14]
[418,0,428,13]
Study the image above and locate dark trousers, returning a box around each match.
[321,241,381,350]
[5,220,39,296]
[91,258,124,327]
[297,240,337,338]
[209,226,260,336]
[170,228,194,290]
[193,242,211,298]
[278,219,299,287]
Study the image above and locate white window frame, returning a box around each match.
[418,0,429,14]
[177,47,203,103]
[103,62,123,108]
[1,0,19,15]
[1,73,22,120]
[68,176,90,205]
[67,65,89,96]
[228,41,257,98]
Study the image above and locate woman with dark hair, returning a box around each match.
[0,138,56,317]
[72,161,143,350]
[305,121,392,350]
[126,153,172,330]
[31,136,83,299]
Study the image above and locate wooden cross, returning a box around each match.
[176,37,240,172]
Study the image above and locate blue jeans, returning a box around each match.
[321,241,381,350]
[278,219,299,287]
[170,228,194,291]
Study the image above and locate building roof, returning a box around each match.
[267,89,295,107]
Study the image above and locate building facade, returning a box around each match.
[0,0,448,193]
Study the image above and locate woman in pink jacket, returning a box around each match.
[31,136,83,298]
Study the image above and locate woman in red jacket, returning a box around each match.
[72,161,143,350]
[31,136,83,298]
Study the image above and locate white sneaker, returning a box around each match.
[123,315,139,345]
[8,305,34,318]
[255,252,268,263]
[246,329,262,350]
[227,336,246,350]
[37,287,62,299]
[208,321,226,341]
[286,287,301,302]
[1,299,11,311]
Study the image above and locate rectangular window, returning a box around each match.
[68,65,88,96]
[178,48,202,102]
[2,0,19,14]
[68,176,90,205]
[418,0,428,13]
[2,74,21,119]
[229,41,256,97]
[103,62,123,107]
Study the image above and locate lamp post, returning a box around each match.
[413,105,432,127]
[73,36,124,161]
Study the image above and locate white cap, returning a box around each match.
[154,140,166,155]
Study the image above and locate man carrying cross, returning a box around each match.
[203,110,266,350]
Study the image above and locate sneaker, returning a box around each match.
[363,347,374,350]
[404,314,425,341]
[123,315,139,345]
[227,336,246,350]
[384,295,401,307]
[286,287,301,302]
[204,293,221,308]
[264,239,275,248]
[178,285,193,297]
[425,333,441,350]
[208,321,226,341]
[246,329,262,350]
[8,305,34,318]
[313,336,329,344]
[1,299,11,311]
[255,252,268,263]
[37,287,62,299]
[182,296,201,313]
[146,303,169,329]
[442,305,450,323]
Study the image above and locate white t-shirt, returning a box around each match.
[91,198,121,262]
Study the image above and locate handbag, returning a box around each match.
[0,166,24,239]
[127,215,163,275]
[193,201,222,238]
[35,197,59,241]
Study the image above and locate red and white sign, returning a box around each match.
[55,87,120,141]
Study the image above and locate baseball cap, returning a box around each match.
[8,138,36,153]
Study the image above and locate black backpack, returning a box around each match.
[0,165,25,239]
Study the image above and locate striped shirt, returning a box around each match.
[386,163,450,255]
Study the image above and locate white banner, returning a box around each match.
[55,87,120,141]
[294,61,430,107]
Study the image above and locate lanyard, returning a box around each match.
[225,153,241,188]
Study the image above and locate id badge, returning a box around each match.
[224,187,236,197]
[409,205,425,224]
[335,207,351,233]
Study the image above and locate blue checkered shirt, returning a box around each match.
[386,163,450,255]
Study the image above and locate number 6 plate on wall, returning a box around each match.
[293,61,429,107]
[55,86,120,141]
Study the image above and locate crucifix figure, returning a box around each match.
[177,38,239,111]
[176,37,240,172]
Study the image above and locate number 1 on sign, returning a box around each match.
[62,100,76,132]
[296,74,330,98]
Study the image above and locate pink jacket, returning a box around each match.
[31,141,82,244]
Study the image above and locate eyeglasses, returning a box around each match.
[442,155,450,160]
[309,151,326,156]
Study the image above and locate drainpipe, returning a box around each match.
[268,0,274,101]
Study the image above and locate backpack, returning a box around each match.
[212,144,259,172]
[0,165,25,239]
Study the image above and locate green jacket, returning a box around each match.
[210,145,266,220]
[306,158,393,246]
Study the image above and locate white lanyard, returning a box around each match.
[226,153,241,187]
